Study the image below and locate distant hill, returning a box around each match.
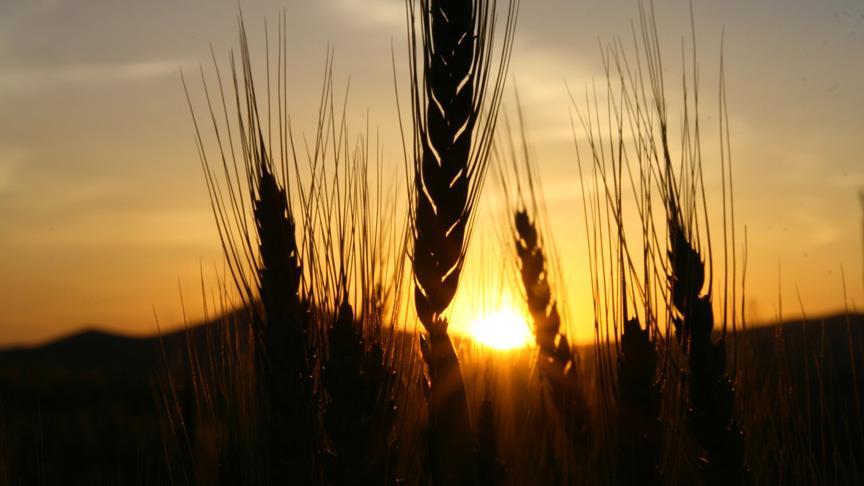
[0,329,165,374]
[2,312,861,376]
[741,312,864,375]
[0,318,226,380]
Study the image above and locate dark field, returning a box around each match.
[1,314,862,484]
[2,1,863,485]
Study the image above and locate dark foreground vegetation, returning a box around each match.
[1,314,862,484]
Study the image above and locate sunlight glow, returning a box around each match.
[468,308,534,351]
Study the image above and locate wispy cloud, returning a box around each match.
[328,0,404,29]
[0,59,192,93]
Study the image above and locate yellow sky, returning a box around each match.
[1,0,863,346]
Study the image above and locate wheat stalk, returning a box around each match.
[648,8,744,480]
[321,124,403,484]
[513,210,588,437]
[324,299,368,483]
[184,15,325,483]
[242,37,317,486]
[497,101,592,476]
[405,0,517,482]
[476,375,506,485]
[617,317,661,485]
[667,199,744,483]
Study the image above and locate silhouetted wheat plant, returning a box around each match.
[567,4,752,483]
[651,43,746,486]
[574,98,665,485]
[254,140,315,483]
[617,318,661,484]
[317,119,408,485]
[323,296,400,484]
[476,374,506,485]
[404,0,517,482]
[513,209,590,437]
[183,18,320,483]
[570,58,655,486]
[486,100,590,481]
[665,195,744,483]
[177,11,431,483]
[633,5,744,483]
[588,44,663,484]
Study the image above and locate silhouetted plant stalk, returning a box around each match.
[614,155,662,485]
[605,58,662,482]
[493,101,592,481]
[320,128,405,484]
[570,7,750,481]
[569,5,747,481]
[405,0,517,482]
[513,210,589,440]
[616,317,661,485]
[187,12,421,481]
[184,15,326,483]
[253,148,316,484]
[476,375,506,485]
[572,115,665,483]
[236,21,318,483]
[323,297,398,484]
[643,5,745,480]
[666,197,744,484]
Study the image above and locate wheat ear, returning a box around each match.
[667,199,743,484]
[406,0,516,482]
[513,210,588,434]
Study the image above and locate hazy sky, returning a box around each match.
[1,0,863,346]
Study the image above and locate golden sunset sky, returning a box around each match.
[1,0,862,346]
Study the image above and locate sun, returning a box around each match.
[468,308,534,351]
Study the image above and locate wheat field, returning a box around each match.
[1,1,863,485]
